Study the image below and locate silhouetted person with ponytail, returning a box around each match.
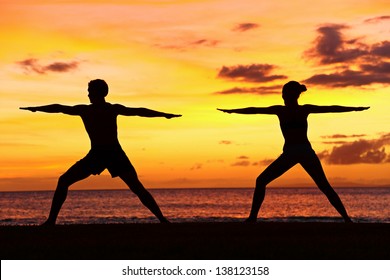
[21,79,181,225]
[218,81,369,223]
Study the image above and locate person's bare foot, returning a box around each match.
[244,217,257,223]
[41,220,55,227]
[344,217,353,223]
[159,217,171,224]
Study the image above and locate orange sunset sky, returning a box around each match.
[1,0,389,191]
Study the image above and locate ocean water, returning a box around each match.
[0,187,389,225]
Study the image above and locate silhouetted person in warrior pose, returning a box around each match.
[218,81,369,223]
[20,79,181,225]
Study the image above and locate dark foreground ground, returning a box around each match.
[1,222,389,259]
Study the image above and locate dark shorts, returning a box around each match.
[74,146,136,178]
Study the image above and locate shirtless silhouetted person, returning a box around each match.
[219,81,369,223]
[20,79,181,225]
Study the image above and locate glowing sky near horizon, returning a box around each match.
[1,0,390,191]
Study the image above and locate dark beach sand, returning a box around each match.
[1,222,389,260]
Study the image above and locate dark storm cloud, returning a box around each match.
[17,58,79,74]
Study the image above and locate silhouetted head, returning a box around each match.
[88,79,109,103]
[282,81,307,105]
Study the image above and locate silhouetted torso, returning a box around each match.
[276,105,310,149]
[77,102,120,148]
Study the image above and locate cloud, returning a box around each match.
[303,67,390,87]
[44,61,79,72]
[370,41,390,58]
[322,141,348,145]
[303,24,390,88]
[321,134,367,145]
[231,155,250,167]
[232,159,275,167]
[253,159,275,166]
[237,155,249,159]
[319,133,390,164]
[215,64,285,95]
[190,163,203,170]
[191,39,220,47]
[321,134,367,139]
[304,24,369,64]
[231,155,274,167]
[215,85,282,95]
[231,160,251,167]
[232,23,260,32]
[17,58,79,75]
[217,64,287,83]
[155,38,220,50]
[219,140,233,145]
[364,15,390,24]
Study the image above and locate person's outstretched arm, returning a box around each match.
[217,105,281,115]
[20,104,84,115]
[114,104,181,119]
[305,105,370,114]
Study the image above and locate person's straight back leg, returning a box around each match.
[43,163,92,226]
[300,153,352,223]
[119,171,169,223]
[247,154,297,222]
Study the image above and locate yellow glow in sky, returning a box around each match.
[1,0,389,191]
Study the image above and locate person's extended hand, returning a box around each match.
[20,107,36,112]
[355,107,370,111]
[217,108,233,114]
[165,113,182,119]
